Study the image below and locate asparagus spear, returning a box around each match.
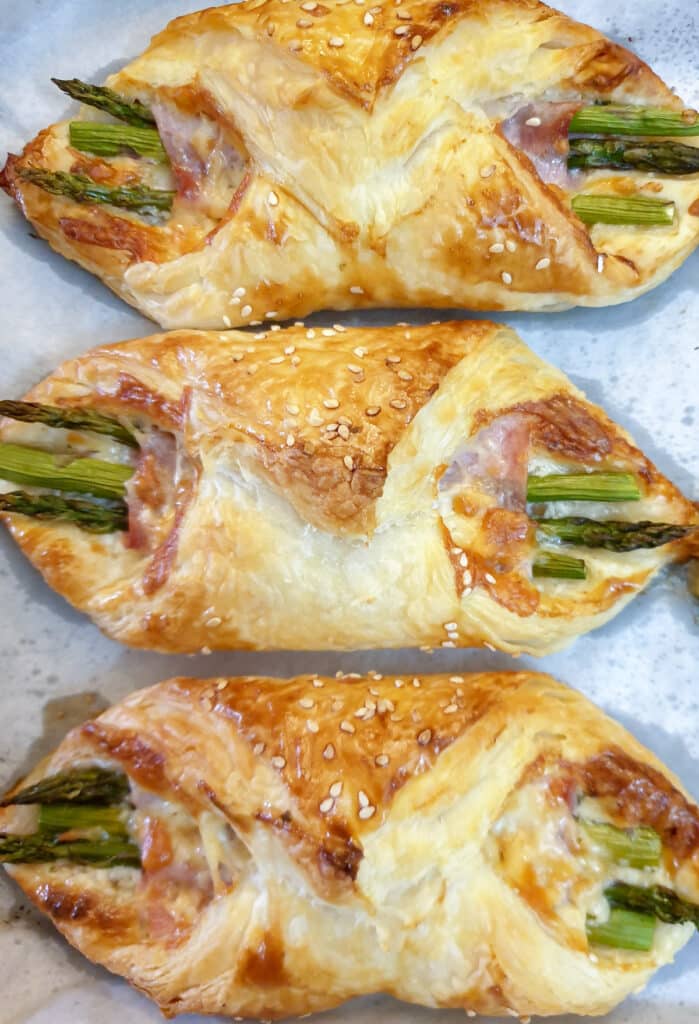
[569,137,699,176]
[0,832,140,867]
[18,169,174,214]
[39,803,129,838]
[570,104,699,138]
[69,122,167,163]
[535,517,693,552]
[581,821,662,868]
[52,78,156,128]
[606,882,699,928]
[0,442,132,499]
[532,552,587,579]
[571,194,675,226]
[0,400,138,448]
[527,472,641,503]
[586,907,656,951]
[1,767,129,807]
[0,492,127,533]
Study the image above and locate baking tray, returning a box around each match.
[0,1,697,1021]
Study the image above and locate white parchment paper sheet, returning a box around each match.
[0,1,697,1021]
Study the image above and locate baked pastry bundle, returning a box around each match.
[1,670,698,1019]
[3,0,699,328]
[0,320,696,654]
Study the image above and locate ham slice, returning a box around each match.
[439,413,530,509]
[500,101,582,186]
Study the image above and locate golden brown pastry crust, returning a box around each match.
[1,320,695,654]
[3,671,699,1019]
[3,0,699,327]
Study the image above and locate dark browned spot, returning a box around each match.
[238,932,288,988]
[82,722,167,792]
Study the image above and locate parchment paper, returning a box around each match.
[0,1,697,1021]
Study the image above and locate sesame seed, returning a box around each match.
[412,678,421,687]
[343,455,354,470]
[350,285,364,294]
[340,720,355,734]
[329,35,345,46]
[327,782,342,799]
[325,422,339,432]
[231,296,241,305]
[411,34,423,49]
[489,242,504,254]
[397,369,413,381]
[394,678,404,687]
[485,573,496,584]
[366,406,381,416]
[450,675,464,683]
[386,354,401,363]
[289,39,303,50]
[319,797,334,813]
[505,239,517,252]
[353,346,367,357]
[358,805,376,820]
[394,25,410,35]
[525,116,542,127]
[323,743,335,759]
[232,286,245,298]
[299,696,314,708]
[397,8,411,16]
[265,311,278,319]
[597,254,605,273]
[232,352,244,362]
[444,703,458,714]
[297,17,313,27]
[322,328,336,337]
[307,720,319,733]
[241,304,253,317]
[268,190,279,206]
[358,790,370,808]
[338,424,350,440]
[301,0,317,8]
[444,621,457,631]
[312,678,325,688]
[390,399,407,410]
[271,755,286,769]
[223,315,232,327]
[355,706,369,719]
[308,408,323,426]
[271,324,281,332]
[291,355,300,366]
[306,328,316,338]
[206,616,222,628]
[323,398,339,409]
[535,257,551,271]
[269,355,285,364]
[480,164,496,178]
[442,640,456,648]
[286,403,300,415]
[463,570,472,585]
[459,553,468,567]
[501,271,513,285]
[377,698,395,713]
[364,10,374,23]
[417,728,432,745]
[347,363,363,373]
[375,754,390,766]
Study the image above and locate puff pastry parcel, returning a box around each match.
[3,1,699,327]
[2,671,698,1019]
[0,320,696,654]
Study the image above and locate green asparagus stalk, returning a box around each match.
[586,907,656,951]
[0,400,138,448]
[527,473,641,503]
[532,552,587,579]
[0,832,140,867]
[0,492,127,533]
[570,104,699,138]
[581,821,662,868]
[18,169,174,214]
[52,78,156,128]
[571,194,675,226]
[569,137,699,176]
[39,803,129,838]
[1,767,129,807]
[606,882,699,928]
[0,442,132,499]
[69,122,167,162]
[535,517,692,552]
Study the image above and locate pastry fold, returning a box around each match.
[2,670,698,1019]
[0,320,696,654]
[3,0,699,327]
